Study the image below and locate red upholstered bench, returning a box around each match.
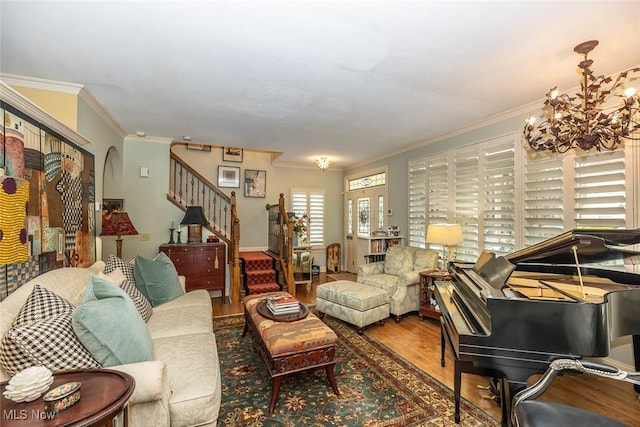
[242,292,340,414]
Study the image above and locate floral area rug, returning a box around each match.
[214,314,498,427]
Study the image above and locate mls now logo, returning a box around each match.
[3,409,56,420]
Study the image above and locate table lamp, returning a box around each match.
[181,206,208,243]
[426,223,463,271]
[100,211,139,259]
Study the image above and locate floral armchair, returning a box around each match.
[356,246,439,321]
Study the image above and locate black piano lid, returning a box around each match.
[505,228,640,266]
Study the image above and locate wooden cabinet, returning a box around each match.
[159,243,226,298]
[419,270,451,321]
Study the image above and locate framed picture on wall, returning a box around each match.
[218,165,240,188]
[223,147,243,162]
[244,169,266,198]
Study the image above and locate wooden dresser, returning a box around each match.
[159,243,226,298]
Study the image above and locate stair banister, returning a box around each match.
[167,146,242,303]
[266,193,295,295]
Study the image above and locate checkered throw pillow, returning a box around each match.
[104,254,136,283]
[120,279,153,322]
[10,285,74,327]
[0,312,100,375]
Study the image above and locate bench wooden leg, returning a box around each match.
[270,376,282,414]
[325,364,340,396]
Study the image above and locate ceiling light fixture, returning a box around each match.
[314,157,333,171]
[524,40,640,153]
[183,136,192,141]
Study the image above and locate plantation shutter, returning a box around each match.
[453,146,479,261]
[291,189,325,245]
[573,150,626,229]
[408,159,427,248]
[481,136,516,256]
[427,154,450,225]
[308,191,325,245]
[522,154,565,246]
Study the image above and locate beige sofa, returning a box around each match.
[357,246,439,321]
[0,262,221,426]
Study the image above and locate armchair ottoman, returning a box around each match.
[357,246,439,321]
[316,280,390,334]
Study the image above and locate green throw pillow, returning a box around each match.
[133,252,184,307]
[72,275,154,367]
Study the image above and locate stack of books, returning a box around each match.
[266,295,300,315]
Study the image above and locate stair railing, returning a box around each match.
[167,148,241,303]
[266,193,295,295]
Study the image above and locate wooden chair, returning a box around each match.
[326,243,340,273]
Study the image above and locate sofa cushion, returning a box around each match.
[72,275,154,367]
[134,252,184,307]
[383,246,414,276]
[413,248,439,272]
[0,285,101,375]
[153,333,221,427]
[316,280,389,311]
[121,279,153,322]
[97,270,153,322]
[104,254,136,282]
[147,301,213,340]
[10,284,74,327]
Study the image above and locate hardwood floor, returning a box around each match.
[212,273,640,425]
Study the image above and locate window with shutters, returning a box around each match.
[291,189,325,246]
[408,132,637,268]
[410,133,518,262]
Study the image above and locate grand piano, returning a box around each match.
[433,229,640,426]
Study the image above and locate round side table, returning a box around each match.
[1,368,135,426]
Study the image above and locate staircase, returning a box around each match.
[167,147,241,303]
[240,251,280,295]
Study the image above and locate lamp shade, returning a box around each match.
[100,211,139,237]
[426,224,463,246]
[181,206,208,225]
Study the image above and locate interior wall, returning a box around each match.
[11,86,77,131]
[160,144,344,268]
[76,96,125,260]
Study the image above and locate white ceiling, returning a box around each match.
[1,1,639,168]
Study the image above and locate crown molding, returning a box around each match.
[0,73,83,94]
[1,73,126,138]
[124,134,174,145]
[346,100,542,171]
[1,80,90,147]
[78,88,126,138]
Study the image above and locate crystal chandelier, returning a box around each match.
[524,40,640,153]
[314,157,333,171]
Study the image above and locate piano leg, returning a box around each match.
[634,334,640,393]
[441,325,446,367]
[454,360,462,423]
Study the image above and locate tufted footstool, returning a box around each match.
[242,292,339,414]
[316,280,390,334]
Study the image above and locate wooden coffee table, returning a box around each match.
[1,369,135,426]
